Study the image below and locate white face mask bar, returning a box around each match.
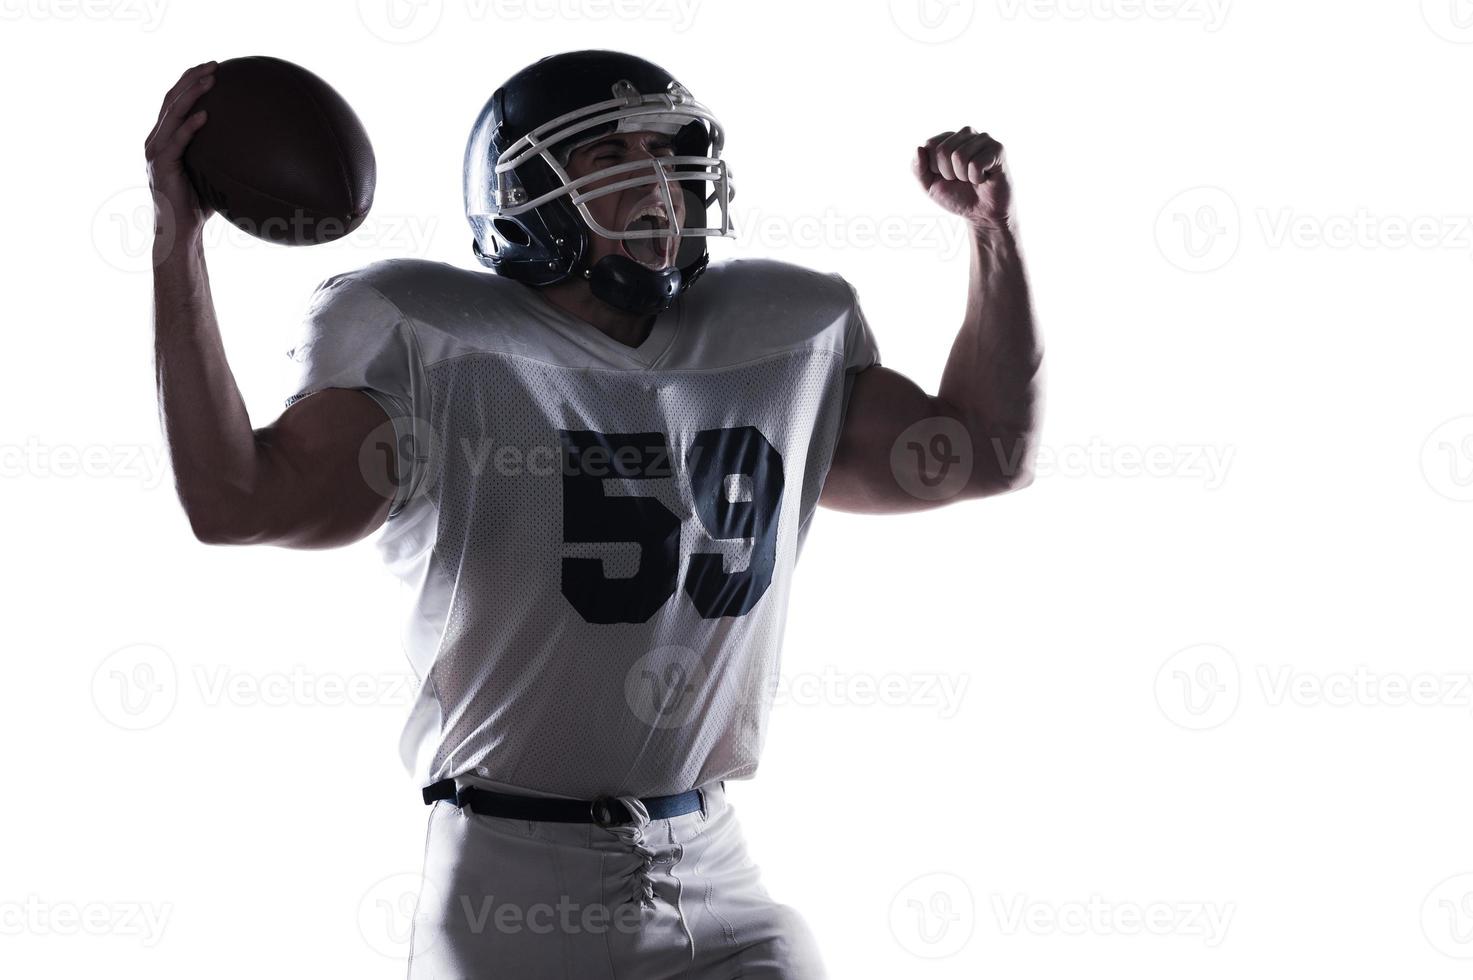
[485,81,736,253]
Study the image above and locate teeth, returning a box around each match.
[631,204,670,226]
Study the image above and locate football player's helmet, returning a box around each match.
[464,50,735,316]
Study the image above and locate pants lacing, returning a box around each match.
[603,795,657,908]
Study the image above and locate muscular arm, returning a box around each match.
[820,129,1043,515]
[154,237,394,549]
[149,62,394,549]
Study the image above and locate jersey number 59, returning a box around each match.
[558,426,784,624]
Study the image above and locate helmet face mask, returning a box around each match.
[465,52,735,314]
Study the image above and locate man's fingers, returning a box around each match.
[916,131,954,176]
[913,144,941,191]
[155,61,216,125]
[955,133,1004,184]
[147,70,215,159]
[147,62,215,151]
[931,127,974,182]
[162,110,209,158]
[917,127,1006,192]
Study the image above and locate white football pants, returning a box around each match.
[407,780,826,979]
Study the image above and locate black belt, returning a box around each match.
[422,778,709,827]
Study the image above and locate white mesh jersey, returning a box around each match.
[287,257,879,799]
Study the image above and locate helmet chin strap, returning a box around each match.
[586,253,682,317]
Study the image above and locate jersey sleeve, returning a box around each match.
[839,277,881,375]
[835,276,881,430]
[286,270,428,518]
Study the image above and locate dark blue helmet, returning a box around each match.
[464,50,735,315]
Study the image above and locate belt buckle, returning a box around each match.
[590,796,621,827]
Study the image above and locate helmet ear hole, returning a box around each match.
[493,218,532,247]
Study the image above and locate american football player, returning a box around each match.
[148,50,1042,979]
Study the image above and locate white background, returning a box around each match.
[3,0,1472,976]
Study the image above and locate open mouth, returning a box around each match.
[619,203,678,269]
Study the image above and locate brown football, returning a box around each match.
[183,56,376,245]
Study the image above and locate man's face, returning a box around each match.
[563,130,690,271]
